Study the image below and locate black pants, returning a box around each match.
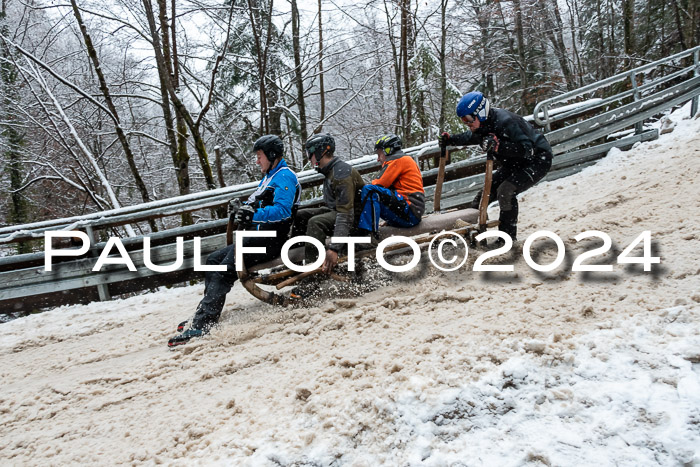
[191,232,287,330]
[472,155,551,240]
[291,207,337,263]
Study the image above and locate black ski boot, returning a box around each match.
[176,320,188,332]
[168,328,208,348]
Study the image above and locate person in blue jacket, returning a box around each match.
[169,135,300,346]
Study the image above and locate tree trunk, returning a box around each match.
[317,0,325,132]
[161,0,193,225]
[596,0,606,79]
[142,0,216,191]
[248,0,268,134]
[564,0,584,87]
[400,0,412,142]
[438,0,448,133]
[661,0,667,57]
[169,0,191,186]
[267,68,282,135]
[513,0,530,110]
[246,0,276,135]
[384,0,403,135]
[153,56,192,225]
[1,1,31,251]
[551,0,577,88]
[493,0,516,96]
[1,88,31,251]
[671,0,687,49]
[291,0,307,144]
[608,0,616,72]
[539,0,577,91]
[215,146,226,188]
[622,0,635,68]
[691,0,699,48]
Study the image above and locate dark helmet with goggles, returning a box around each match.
[374,134,402,156]
[305,133,335,161]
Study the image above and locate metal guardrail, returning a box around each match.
[533,45,700,131]
[2,46,699,313]
[548,76,700,153]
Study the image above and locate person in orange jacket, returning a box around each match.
[357,134,425,235]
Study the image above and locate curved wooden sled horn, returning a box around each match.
[238,260,293,306]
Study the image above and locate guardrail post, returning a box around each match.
[543,104,551,132]
[85,225,111,301]
[692,49,699,118]
[630,71,644,134]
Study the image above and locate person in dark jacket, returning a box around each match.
[357,134,424,235]
[291,133,365,274]
[168,135,300,347]
[440,91,552,241]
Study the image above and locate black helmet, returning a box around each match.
[374,134,402,156]
[253,135,284,162]
[305,133,335,161]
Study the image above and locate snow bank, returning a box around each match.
[1,105,699,465]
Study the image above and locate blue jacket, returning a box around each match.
[245,159,301,232]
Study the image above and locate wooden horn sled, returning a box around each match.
[236,207,498,306]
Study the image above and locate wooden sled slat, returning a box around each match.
[237,208,491,305]
[247,207,480,274]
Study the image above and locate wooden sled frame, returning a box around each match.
[235,208,499,306]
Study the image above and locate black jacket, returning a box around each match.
[451,108,552,166]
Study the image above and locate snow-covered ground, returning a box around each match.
[1,105,699,465]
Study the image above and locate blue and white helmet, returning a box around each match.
[456,91,490,122]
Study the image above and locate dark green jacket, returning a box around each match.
[319,157,365,249]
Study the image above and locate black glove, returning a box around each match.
[481,134,499,153]
[234,204,255,229]
[471,191,482,210]
[228,198,241,216]
[438,132,452,149]
[256,186,275,208]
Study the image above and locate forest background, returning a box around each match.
[1,0,698,240]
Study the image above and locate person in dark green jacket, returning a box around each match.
[291,133,365,274]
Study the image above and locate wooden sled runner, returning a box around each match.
[236,207,499,306]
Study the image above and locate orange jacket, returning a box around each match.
[372,153,425,203]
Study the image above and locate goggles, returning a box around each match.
[306,145,319,159]
[461,114,477,124]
